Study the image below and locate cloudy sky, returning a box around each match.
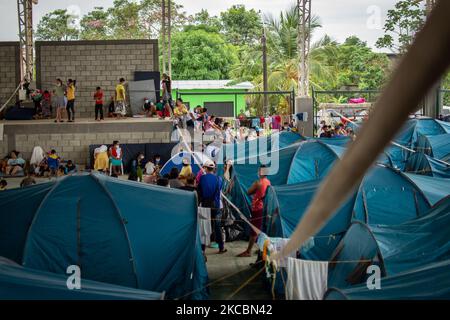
[0,0,398,51]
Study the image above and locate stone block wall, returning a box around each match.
[36,40,158,118]
[3,120,172,166]
[0,42,20,105]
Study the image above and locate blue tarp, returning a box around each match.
[0,174,208,300]
[0,257,164,300]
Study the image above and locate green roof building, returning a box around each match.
[173,80,254,117]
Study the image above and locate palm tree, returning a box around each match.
[231,4,337,115]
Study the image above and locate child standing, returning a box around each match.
[41,90,52,119]
[108,95,115,118]
[94,87,104,121]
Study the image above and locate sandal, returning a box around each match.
[218,249,228,254]
[236,251,251,258]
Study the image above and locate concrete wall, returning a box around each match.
[0,42,20,105]
[2,120,172,166]
[36,40,159,118]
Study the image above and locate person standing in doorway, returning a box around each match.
[237,165,271,258]
[197,160,227,254]
[161,73,172,109]
[115,78,127,119]
[94,87,104,121]
[66,79,76,122]
[53,78,66,123]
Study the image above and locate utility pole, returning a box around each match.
[295,0,313,137]
[167,0,172,78]
[161,0,166,74]
[17,0,37,84]
[262,20,268,116]
[297,0,312,98]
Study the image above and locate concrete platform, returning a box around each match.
[0,117,173,165]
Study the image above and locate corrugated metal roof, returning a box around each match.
[172,80,254,90]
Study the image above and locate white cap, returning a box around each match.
[203,160,215,169]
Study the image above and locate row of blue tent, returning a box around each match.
[325,196,450,299]
[0,173,208,300]
[220,119,450,300]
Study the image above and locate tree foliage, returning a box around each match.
[375,0,426,54]
[36,9,80,41]
[220,5,263,46]
[171,29,238,80]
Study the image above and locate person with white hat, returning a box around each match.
[197,160,227,254]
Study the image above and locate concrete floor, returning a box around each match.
[206,241,272,300]
[2,177,273,300]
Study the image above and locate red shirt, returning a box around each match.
[94,91,104,105]
[251,177,271,212]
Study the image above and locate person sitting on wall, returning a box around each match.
[143,98,157,117]
[5,151,26,177]
[173,98,189,128]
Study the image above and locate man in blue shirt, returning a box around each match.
[198,160,227,254]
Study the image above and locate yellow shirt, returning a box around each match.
[179,165,193,179]
[66,84,75,100]
[116,84,126,101]
[174,104,188,117]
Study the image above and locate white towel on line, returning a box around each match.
[286,257,328,300]
[198,207,212,246]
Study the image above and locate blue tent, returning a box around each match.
[0,257,164,300]
[324,260,450,300]
[353,166,433,225]
[328,196,450,289]
[220,131,304,162]
[264,181,356,261]
[405,153,450,178]
[160,151,211,177]
[415,133,450,161]
[224,141,392,217]
[0,174,208,300]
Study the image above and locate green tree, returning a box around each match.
[36,9,80,41]
[140,0,192,39]
[376,0,426,54]
[171,29,238,80]
[107,0,147,39]
[220,5,263,46]
[80,7,110,40]
[186,9,222,33]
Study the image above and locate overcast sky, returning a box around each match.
[0,0,398,51]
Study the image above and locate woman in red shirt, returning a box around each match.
[237,165,271,258]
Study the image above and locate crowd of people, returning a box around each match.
[0,147,78,191]
[317,120,356,140]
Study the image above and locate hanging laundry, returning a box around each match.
[198,207,212,246]
[251,118,261,128]
[286,258,329,300]
[269,238,297,268]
